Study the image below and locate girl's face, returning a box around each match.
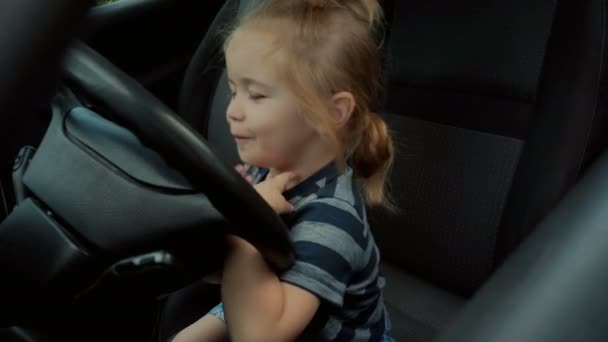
[225,27,319,169]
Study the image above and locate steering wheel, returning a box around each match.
[61,41,295,269]
[0,39,294,327]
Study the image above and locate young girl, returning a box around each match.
[173,0,395,340]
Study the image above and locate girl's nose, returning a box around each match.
[226,98,245,122]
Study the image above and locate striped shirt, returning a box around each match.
[247,162,390,341]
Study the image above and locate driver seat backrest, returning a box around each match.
[173,0,606,341]
[373,0,604,294]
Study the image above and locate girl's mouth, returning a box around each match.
[231,133,255,143]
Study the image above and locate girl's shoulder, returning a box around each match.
[313,167,366,220]
[290,168,369,242]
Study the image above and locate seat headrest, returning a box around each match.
[388,0,557,103]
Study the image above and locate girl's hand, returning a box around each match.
[235,164,299,214]
[254,172,299,214]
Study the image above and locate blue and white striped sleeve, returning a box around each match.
[279,200,367,307]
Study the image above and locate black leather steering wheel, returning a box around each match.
[61,41,294,272]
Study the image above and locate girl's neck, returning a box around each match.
[267,143,335,184]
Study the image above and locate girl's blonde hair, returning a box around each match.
[228,0,394,208]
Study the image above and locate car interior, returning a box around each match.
[1,0,608,341]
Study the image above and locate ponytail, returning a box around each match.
[350,112,395,208]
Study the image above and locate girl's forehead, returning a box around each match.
[226,28,287,80]
[227,26,280,56]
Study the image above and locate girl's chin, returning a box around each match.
[237,152,264,167]
[237,153,278,170]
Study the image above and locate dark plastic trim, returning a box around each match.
[0,199,95,326]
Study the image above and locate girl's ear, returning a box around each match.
[331,91,356,128]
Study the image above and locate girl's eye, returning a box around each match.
[230,91,237,99]
[249,93,266,101]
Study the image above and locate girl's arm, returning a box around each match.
[222,235,320,341]
[221,170,317,341]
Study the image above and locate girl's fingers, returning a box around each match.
[272,197,296,215]
[245,175,254,183]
